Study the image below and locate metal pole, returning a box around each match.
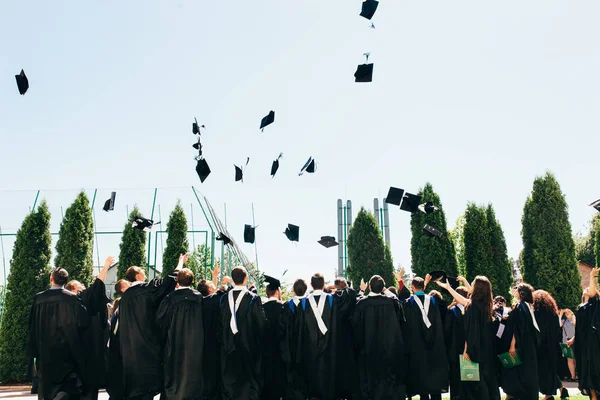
[32,190,40,211]
[204,231,209,279]
[383,199,391,245]
[147,188,158,271]
[159,205,164,269]
[191,203,196,250]
[346,200,353,279]
[252,203,259,273]
[91,189,101,272]
[337,200,343,277]
[154,231,159,277]
[343,204,347,278]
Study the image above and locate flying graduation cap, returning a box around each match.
[418,201,439,214]
[589,199,600,212]
[359,0,379,20]
[271,153,283,178]
[15,69,29,95]
[235,157,250,182]
[299,157,317,176]
[244,224,256,244]
[384,187,422,213]
[196,158,211,183]
[216,232,232,245]
[284,224,299,242]
[354,53,373,83]
[192,137,203,153]
[428,270,460,290]
[102,192,116,212]
[192,118,205,135]
[318,236,338,248]
[423,224,442,238]
[260,110,275,131]
[132,216,158,232]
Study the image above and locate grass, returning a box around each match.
[501,396,588,400]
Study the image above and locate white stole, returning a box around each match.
[229,288,248,335]
[308,294,328,335]
[413,295,432,329]
[526,302,540,332]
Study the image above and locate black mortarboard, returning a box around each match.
[318,236,338,248]
[103,192,116,212]
[216,233,232,245]
[15,69,29,95]
[447,277,460,290]
[132,216,156,232]
[354,63,373,83]
[271,153,283,177]
[385,187,405,206]
[196,159,211,183]
[235,165,243,182]
[423,224,442,238]
[192,137,202,152]
[264,275,281,291]
[429,270,446,282]
[359,0,379,20]
[192,118,203,135]
[589,199,600,212]
[284,224,299,242]
[260,110,275,131]
[400,192,422,213]
[299,157,317,175]
[419,201,439,214]
[244,224,256,244]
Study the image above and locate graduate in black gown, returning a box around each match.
[66,256,113,400]
[107,279,131,400]
[261,275,286,400]
[28,267,89,400]
[533,290,563,400]
[443,286,469,400]
[119,254,185,400]
[401,276,448,400]
[280,279,308,400]
[217,266,267,400]
[333,277,359,400]
[351,275,406,400]
[501,283,540,400]
[156,268,204,400]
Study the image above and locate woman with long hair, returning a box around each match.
[437,276,500,400]
[533,290,564,400]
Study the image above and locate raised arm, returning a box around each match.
[436,279,468,307]
[174,253,189,273]
[589,267,599,298]
[97,256,114,282]
[457,276,471,292]
[211,264,221,287]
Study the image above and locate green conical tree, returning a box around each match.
[347,207,396,290]
[161,202,189,276]
[118,207,147,280]
[55,192,95,287]
[486,204,513,301]
[0,202,52,382]
[450,215,466,276]
[521,172,581,309]
[410,183,458,279]
[463,203,490,280]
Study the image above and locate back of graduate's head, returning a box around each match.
[513,282,534,304]
[387,287,398,296]
[311,273,325,290]
[231,267,248,286]
[177,268,194,287]
[197,279,216,296]
[456,287,469,299]
[126,266,146,283]
[533,289,558,316]
[334,277,347,290]
[369,275,385,294]
[428,290,442,301]
[65,280,85,294]
[494,295,506,306]
[115,279,131,296]
[293,279,307,297]
[469,276,493,320]
[412,277,425,292]
[51,267,69,286]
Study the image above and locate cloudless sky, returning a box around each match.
[1,0,599,286]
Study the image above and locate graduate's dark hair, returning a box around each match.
[533,290,558,316]
[126,266,143,283]
[456,286,469,298]
[515,282,534,304]
[369,275,385,294]
[293,279,308,296]
[311,273,325,290]
[231,267,248,285]
[387,287,398,296]
[177,268,194,287]
[197,279,210,296]
[115,279,131,296]
[428,290,442,301]
[65,280,82,293]
[266,286,279,298]
[412,277,425,291]
[467,276,493,321]
[334,277,347,289]
[494,295,507,305]
[51,267,69,286]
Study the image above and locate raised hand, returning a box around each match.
[222,276,233,285]
[394,268,404,283]
[360,279,367,292]
[436,279,449,290]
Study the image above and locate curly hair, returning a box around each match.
[514,282,534,304]
[533,289,558,316]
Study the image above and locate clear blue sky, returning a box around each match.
[1,1,599,285]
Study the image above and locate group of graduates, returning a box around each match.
[27,251,600,400]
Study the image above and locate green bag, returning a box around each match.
[498,351,523,368]
[560,343,575,359]
[460,355,480,381]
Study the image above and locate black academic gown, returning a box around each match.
[352,294,406,400]
[444,305,465,400]
[534,308,562,396]
[107,307,125,400]
[401,294,448,397]
[28,288,89,400]
[261,299,286,400]
[334,288,360,400]
[217,289,267,400]
[119,275,177,399]
[202,290,227,400]
[156,288,204,400]
[501,302,539,400]
[462,301,500,400]
[575,296,600,394]
[280,298,307,400]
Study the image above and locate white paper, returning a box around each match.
[496,323,505,338]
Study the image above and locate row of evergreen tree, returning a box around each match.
[347,172,597,313]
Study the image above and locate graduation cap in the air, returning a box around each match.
[400,192,422,213]
[235,157,250,182]
[423,224,442,238]
[15,69,29,95]
[589,199,600,212]
[192,118,204,135]
[318,236,338,248]
[284,224,299,242]
[385,187,405,206]
[216,232,232,245]
[244,224,256,244]
[103,192,116,212]
[264,275,281,291]
[132,216,157,232]
[260,110,275,131]
[354,53,373,83]
[271,153,283,178]
[429,270,446,282]
[192,135,203,153]
[195,158,211,183]
[359,0,379,20]
[299,157,317,175]
[419,201,439,214]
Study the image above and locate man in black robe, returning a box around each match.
[107,279,131,400]
[333,277,359,400]
[352,275,406,400]
[119,254,186,400]
[280,279,308,400]
[66,256,113,400]
[217,266,267,400]
[443,286,468,400]
[401,276,448,400]
[28,267,89,400]
[156,268,204,400]
[261,275,286,400]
